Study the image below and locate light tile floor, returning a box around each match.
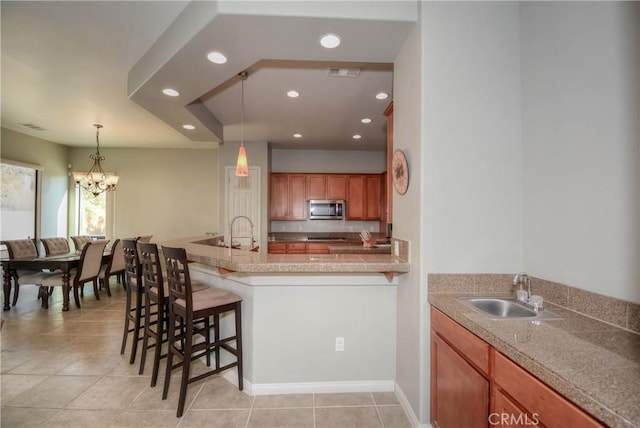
[1,281,411,428]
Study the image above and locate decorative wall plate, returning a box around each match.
[392,149,409,195]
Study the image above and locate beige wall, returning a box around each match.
[68,146,219,243]
[1,128,70,239]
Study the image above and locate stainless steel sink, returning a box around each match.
[457,297,561,320]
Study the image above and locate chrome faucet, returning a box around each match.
[229,215,255,249]
[513,272,532,301]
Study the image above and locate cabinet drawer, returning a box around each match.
[492,350,603,428]
[306,243,329,254]
[267,243,286,254]
[431,308,489,375]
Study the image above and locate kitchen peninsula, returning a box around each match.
[161,236,410,395]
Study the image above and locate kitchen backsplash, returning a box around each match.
[427,273,640,335]
[272,219,381,234]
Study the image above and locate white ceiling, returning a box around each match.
[1,1,416,151]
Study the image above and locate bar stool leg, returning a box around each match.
[120,286,132,355]
[162,308,176,400]
[235,304,243,390]
[129,289,143,364]
[177,315,193,417]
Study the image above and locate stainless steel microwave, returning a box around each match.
[308,200,344,220]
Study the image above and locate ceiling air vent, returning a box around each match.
[20,123,46,131]
[328,68,361,78]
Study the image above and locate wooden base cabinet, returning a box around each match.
[431,308,604,428]
[431,333,489,428]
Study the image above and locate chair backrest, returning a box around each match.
[122,239,141,290]
[71,235,93,252]
[161,246,193,311]
[76,240,108,283]
[139,243,164,299]
[136,235,153,243]
[104,239,125,274]
[41,237,71,256]
[3,239,38,259]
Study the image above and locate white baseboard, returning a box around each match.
[221,369,394,396]
[394,382,433,428]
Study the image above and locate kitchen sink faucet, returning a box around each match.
[229,215,255,250]
[513,272,532,301]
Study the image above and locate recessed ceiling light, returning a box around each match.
[361,118,372,124]
[320,33,341,49]
[183,124,195,130]
[162,88,180,97]
[207,51,227,64]
[352,134,362,140]
[287,90,300,98]
[293,133,302,138]
[375,92,389,100]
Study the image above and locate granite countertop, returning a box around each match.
[162,236,409,276]
[428,293,640,428]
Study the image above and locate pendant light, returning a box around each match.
[235,71,249,177]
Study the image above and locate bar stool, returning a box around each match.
[120,239,148,364]
[138,243,211,385]
[161,246,243,417]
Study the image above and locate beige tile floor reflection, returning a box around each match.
[1,282,411,428]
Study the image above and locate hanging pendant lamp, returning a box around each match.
[235,71,249,177]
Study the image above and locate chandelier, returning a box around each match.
[72,124,119,196]
[235,71,249,177]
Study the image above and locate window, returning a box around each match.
[76,180,107,238]
[1,162,38,241]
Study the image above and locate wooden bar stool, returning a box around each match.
[161,246,243,418]
[138,243,211,384]
[120,239,148,364]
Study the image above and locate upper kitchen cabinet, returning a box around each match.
[326,175,347,200]
[306,174,347,201]
[270,173,307,220]
[347,174,382,220]
[306,174,326,200]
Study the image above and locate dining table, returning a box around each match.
[1,251,109,312]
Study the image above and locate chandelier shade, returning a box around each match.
[73,124,119,196]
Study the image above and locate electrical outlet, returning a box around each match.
[335,337,344,352]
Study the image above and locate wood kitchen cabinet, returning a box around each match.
[431,308,489,428]
[268,242,307,254]
[306,174,326,200]
[326,175,347,200]
[306,174,347,200]
[430,307,604,428]
[270,173,307,220]
[491,349,602,428]
[347,175,382,220]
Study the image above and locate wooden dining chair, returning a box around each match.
[41,237,71,256]
[71,235,93,252]
[98,238,125,297]
[34,240,109,308]
[2,239,42,306]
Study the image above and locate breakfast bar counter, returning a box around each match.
[162,236,409,277]
[158,236,409,395]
